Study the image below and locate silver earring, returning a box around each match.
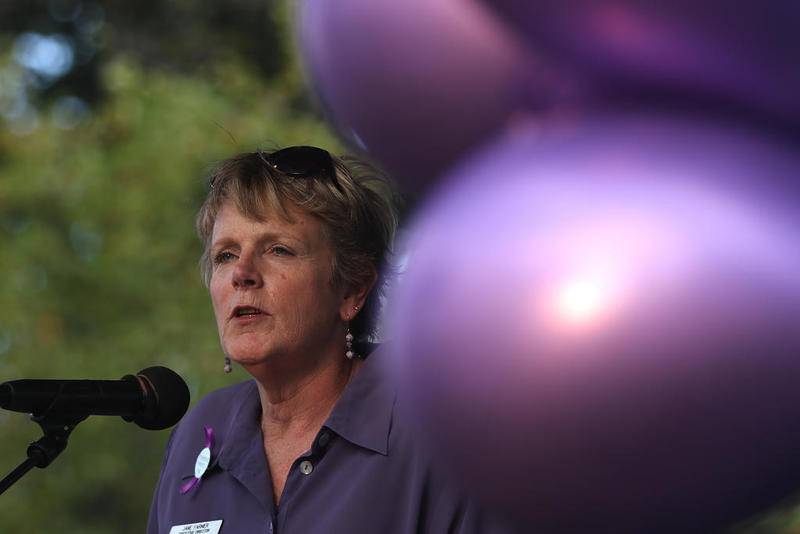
[345,305,360,360]
[223,355,232,373]
[345,325,355,360]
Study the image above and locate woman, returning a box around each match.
[147,146,503,533]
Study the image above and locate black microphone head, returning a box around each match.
[131,366,190,430]
[0,383,10,409]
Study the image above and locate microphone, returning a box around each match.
[0,366,190,430]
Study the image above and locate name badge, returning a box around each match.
[168,519,223,534]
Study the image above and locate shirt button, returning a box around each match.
[318,432,330,448]
[299,460,314,475]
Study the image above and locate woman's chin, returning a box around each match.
[230,354,270,367]
[223,340,276,367]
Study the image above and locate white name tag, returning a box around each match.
[169,519,223,534]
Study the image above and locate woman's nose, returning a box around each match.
[232,253,263,289]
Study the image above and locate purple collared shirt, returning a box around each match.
[147,349,513,533]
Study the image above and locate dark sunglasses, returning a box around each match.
[262,146,342,191]
[210,146,340,191]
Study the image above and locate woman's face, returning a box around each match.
[209,201,348,369]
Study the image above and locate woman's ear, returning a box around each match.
[339,270,378,320]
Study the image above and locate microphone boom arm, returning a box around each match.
[0,388,91,496]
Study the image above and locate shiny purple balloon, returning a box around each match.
[481,1,800,125]
[389,115,800,532]
[296,0,547,192]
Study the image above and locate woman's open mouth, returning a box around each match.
[231,306,268,321]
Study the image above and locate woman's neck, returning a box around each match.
[254,351,359,437]
[253,351,362,507]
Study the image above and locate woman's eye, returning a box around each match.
[270,245,293,256]
[213,251,237,264]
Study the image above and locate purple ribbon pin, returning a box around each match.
[180,426,215,494]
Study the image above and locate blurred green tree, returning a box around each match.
[0,0,298,109]
[0,21,338,533]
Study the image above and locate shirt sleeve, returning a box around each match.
[417,460,519,534]
[441,496,520,534]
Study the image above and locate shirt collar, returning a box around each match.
[216,380,263,472]
[324,346,396,456]
[216,345,397,470]
[212,381,274,512]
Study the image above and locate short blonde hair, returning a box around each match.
[196,149,400,342]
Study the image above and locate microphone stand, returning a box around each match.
[0,402,88,496]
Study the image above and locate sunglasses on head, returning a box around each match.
[210,146,340,191]
[262,146,342,191]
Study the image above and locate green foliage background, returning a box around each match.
[0,4,339,530]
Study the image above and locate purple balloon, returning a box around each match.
[296,0,548,192]
[388,115,800,532]
[481,1,800,125]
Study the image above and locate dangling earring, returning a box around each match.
[345,326,355,360]
[223,355,232,373]
[345,305,360,360]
